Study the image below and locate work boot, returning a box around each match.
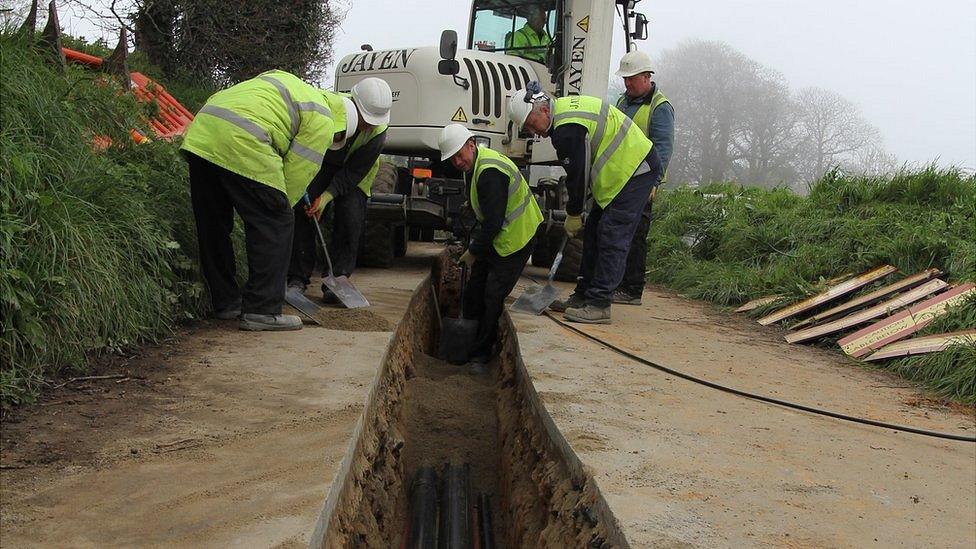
[564,303,611,324]
[549,293,585,313]
[213,307,241,320]
[239,313,303,331]
[321,284,341,305]
[612,290,642,305]
[287,279,307,293]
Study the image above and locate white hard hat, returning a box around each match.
[508,81,548,128]
[615,50,654,77]
[350,77,392,126]
[508,90,533,128]
[438,124,473,161]
[330,97,359,150]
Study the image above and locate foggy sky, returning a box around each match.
[59,0,976,170]
[325,0,976,171]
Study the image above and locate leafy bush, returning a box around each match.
[0,34,211,408]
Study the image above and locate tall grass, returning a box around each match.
[0,34,210,408]
[648,169,976,403]
[886,296,976,405]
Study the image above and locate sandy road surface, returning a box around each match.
[510,273,975,548]
[0,252,436,548]
[2,247,973,548]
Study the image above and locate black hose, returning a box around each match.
[543,311,976,443]
[479,493,495,549]
[408,467,438,549]
[439,463,472,549]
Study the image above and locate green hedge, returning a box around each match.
[647,169,976,404]
[0,35,211,408]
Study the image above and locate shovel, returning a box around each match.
[304,193,370,309]
[284,286,324,325]
[438,263,478,364]
[511,234,569,315]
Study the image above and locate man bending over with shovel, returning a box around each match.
[508,82,661,324]
[438,124,543,364]
[288,78,392,305]
[181,70,347,331]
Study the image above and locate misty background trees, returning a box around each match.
[2,0,345,86]
[612,40,897,190]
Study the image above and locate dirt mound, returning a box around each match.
[283,305,394,332]
[313,307,393,332]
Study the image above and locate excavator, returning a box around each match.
[336,0,649,276]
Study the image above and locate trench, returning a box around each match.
[309,251,628,548]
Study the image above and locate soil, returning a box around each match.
[399,352,506,543]
[509,274,976,548]
[286,304,394,332]
[314,275,623,547]
[1,243,973,548]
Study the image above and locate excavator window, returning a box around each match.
[470,0,557,65]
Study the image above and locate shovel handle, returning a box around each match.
[304,192,336,278]
[458,262,467,315]
[547,234,570,282]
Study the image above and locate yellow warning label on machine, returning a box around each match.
[451,107,468,123]
[577,16,589,33]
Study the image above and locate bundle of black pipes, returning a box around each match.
[405,464,495,549]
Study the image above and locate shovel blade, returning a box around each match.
[439,316,478,364]
[284,287,323,324]
[510,284,560,315]
[323,275,370,309]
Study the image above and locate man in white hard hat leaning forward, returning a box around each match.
[289,78,392,304]
[613,50,674,305]
[181,70,346,331]
[438,124,543,363]
[508,82,662,324]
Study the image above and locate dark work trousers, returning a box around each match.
[462,240,534,358]
[288,184,367,284]
[329,190,368,276]
[619,199,654,296]
[574,171,656,307]
[187,152,294,315]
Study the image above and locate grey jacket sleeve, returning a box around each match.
[649,102,674,176]
[325,132,387,197]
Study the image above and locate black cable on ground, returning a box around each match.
[541,311,976,443]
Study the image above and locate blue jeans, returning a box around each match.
[575,157,660,306]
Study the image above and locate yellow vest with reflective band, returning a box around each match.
[552,95,653,208]
[469,147,543,257]
[507,24,551,63]
[616,89,670,183]
[341,113,387,197]
[181,70,337,206]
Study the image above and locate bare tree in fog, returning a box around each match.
[794,87,882,181]
[652,40,888,188]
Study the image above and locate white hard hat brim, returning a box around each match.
[440,138,465,161]
[330,97,359,150]
[353,94,391,126]
[615,67,655,78]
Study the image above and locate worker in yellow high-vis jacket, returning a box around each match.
[508,83,662,325]
[505,5,551,63]
[288,78,392,305]
[438,124,543,363]
[180,71,388,331]
[613,50,674,306]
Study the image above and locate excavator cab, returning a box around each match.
[470,0,558,67]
